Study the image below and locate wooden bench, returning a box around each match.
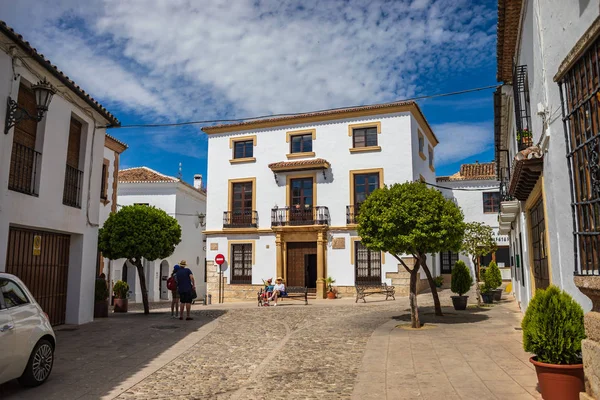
[257,286,308,306]
[355,283,395,303]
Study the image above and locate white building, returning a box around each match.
[103,167,207,303]
[436,162,510,282]
[0,22,120,325]
[202,101,438,301]
[495,0,597,312]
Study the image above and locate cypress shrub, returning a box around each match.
[451,260,472,296]
[486,261,502,289]
[522,286,586,364]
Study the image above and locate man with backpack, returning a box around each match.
[167,265,180,318]
[175,260,196,320]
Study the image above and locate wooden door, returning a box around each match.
[530,198,550,290]
[5,227,70,326]
[286,242,317,286]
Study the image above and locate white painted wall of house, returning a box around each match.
[0,48,110,324]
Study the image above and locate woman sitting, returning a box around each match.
[268,277,287,306]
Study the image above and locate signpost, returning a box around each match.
[215,254,225,303]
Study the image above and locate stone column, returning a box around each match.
[276,233,283,279]
[317,231,326,299]
[283,241,288,282]
[575,276,600,400]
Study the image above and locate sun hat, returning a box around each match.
[180,260,187,266]
[276,277,283,281]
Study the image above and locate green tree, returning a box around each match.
[486,261,502,289]
[98,205,182,314]
[357,182,465,328]
[460,222,497,304]
[450,260,472,296]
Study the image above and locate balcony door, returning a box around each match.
[354,173,380,212]
[232,182,253,225]
[290,177,314,224]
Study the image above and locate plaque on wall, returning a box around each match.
[332,237,345,249]
[210,243,218,251]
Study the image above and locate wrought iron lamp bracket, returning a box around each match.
[4,97,43,134]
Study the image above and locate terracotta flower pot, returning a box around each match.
[94,300,109,318]
[530,357,584,400]
[481,293,494,304]
[493,289,502,301]
[114,298,128,313]
[327,291,336,299]
[451,295,468,310]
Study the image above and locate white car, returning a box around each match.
[0,273,55,387]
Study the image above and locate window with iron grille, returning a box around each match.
[290,134,312,153]
[483,192,500,213]
[233,140,253,159]
[559,37,600,276]
[231,244,252,284]
[355,241,381,284]
[513,65,533,151]
[353,127,378,148]
[441,251,459,274]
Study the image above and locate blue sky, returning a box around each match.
[1,0,497,184]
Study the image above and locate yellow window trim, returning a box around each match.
[418,129,425,153]
[419,151,427,160]
[349,146,381,153]
[229,157,256,164]
[286,129,316,143]
[286,152,315,159]
[525,176,552,293]
[227,177,257,213]
[349,168,384,209]
[429,164,435,173]
[227,239,256,268]
[229,135,257,149]
[286,172,317,207]
[347,121,382,137]
[419,174,426,183]
[350,237,385,264]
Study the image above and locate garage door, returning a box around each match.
[5,227,70,325]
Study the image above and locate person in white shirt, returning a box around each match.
[268,277,287,306]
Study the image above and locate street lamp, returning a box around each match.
[5,78,56,134]
[195,212,206,228]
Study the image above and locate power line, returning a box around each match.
[106,84,498,130]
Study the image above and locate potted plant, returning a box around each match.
[113,280,129,313]
[517,128,533,147]
[434,276,444,288]
[324,276,337,299]
[522,286,586,400]
[450,260,472,310]
[94,278,109,318]
[486,261,503,301]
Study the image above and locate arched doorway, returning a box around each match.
[122,261,128,283]
[160,260,170,300]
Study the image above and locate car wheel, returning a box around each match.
[18,339,54,387]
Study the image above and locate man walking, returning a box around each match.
[176,260,195,320]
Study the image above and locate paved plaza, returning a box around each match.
[0,289,541,400]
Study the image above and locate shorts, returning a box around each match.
[172,290,179,299]
[179,291,193,304]
[278,291,287,297]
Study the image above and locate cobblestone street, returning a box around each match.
[1,290,541,400]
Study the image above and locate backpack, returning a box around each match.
[167,276,177,291]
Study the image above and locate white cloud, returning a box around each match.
[432,121,493,164]
[0,0,496,120]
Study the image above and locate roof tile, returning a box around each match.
[436,162,497,182]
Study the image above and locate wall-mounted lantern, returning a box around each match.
[5,78,56,134]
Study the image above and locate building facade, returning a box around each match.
[436,162,509,283]
[103,167,207,303]
[0,22,120,325]
[202,101,438,301]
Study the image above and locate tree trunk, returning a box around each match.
[420,254,443,316]
[409,265,421,329]
[473,257,482,307]
[133,258,150,315]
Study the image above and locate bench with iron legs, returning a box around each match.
[355,283,395,303]
[258,286,308,306]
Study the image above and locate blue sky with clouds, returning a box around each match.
[1,0,497,184]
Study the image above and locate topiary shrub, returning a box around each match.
[522,286,586,364]
[486,261,502,289]
[451,260,472,296]
[95,279,109,302]
[113,280,130,300]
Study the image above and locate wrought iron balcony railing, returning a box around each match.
[223,210,258,228]
[346,205,359,224]
[63,164,83,208]
[271,206,330,226]
[8,142,41,196]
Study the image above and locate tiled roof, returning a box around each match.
[268,158,330,172]
[497,0,523,83]
[0,20,120,126]
[105,133,128,153]
[436,162,497,182]
[119,167,178,183]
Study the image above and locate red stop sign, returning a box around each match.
[215,254,225,265]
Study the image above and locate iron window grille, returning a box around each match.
[230,243,252,284]
[354,241,381,285]
[559,38,600,276]
[100,163,108,200]
[8,142,41,196]
[63,164,83,208]
[513,65,533,151]
[233,140,253,159]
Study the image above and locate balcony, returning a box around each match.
[223,210,258,228]
[346,205,359,225]
[271,206,330,227]
[63,164,83,208]
[8,142,41,196]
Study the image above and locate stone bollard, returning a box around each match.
[574,276,600,400]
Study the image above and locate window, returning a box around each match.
[100,159,109,200]
[513,65,532,151]
[354,173,380,210]
[231,181,253,225]
[0,279,30,308]
[231,243,252,284]
[63,117,84,208]
[441,251,459,274]
[355,242,381,284]
[483,192,500,213]
[418,131,425,153]
[234,140,253,159]
[290,177,314,223]
[353,127,378,148]
[428,146,434,170]
[290,134,312,154]
[530,197,550,289]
